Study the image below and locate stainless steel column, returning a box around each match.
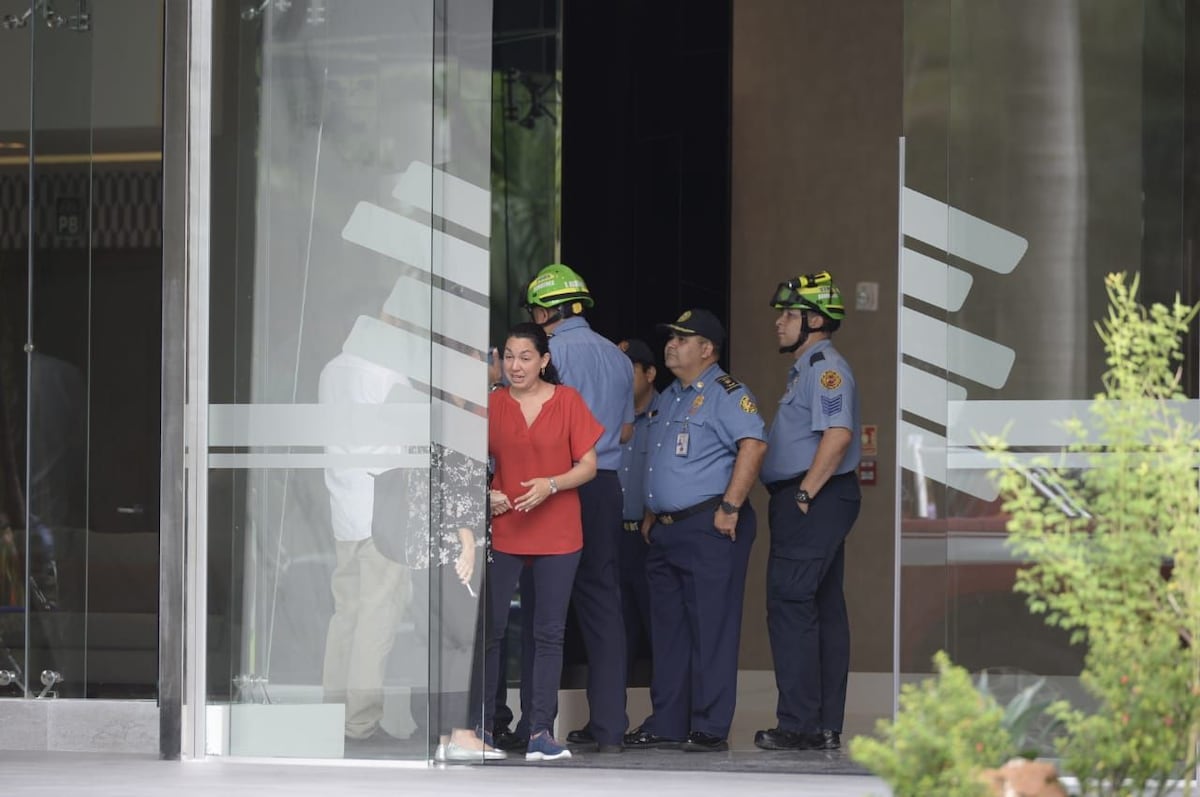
[159,0,189,762]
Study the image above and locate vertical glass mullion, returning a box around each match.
[22,2,36,702]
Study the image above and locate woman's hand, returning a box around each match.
[455,541,476,586]
[514,477,554,512]
[489,490,512,516]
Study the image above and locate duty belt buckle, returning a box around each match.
[659,513,674,525]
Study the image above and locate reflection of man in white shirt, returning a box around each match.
[319,350,410,743]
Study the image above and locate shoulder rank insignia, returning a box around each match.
[809,351,825,366]
[715,375,742,394]
[739,395,758,414]
[820,370,843,390]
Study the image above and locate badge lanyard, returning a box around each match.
[675,417,690,456]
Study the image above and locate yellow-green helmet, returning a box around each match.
[525,264,595,311]
[770,271,845,320]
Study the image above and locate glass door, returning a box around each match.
[200,0,495,761]
[0,0,165,710]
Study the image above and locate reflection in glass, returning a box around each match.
[0,1,163,701]
[900,2,1191,692]
[317,332,415,745]
[208,0,494,760]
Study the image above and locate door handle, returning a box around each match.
[116,504,145,516]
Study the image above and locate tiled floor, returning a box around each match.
[4,751,889,797]
[345,733,871,775]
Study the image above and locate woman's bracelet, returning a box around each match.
[548,477,558,495]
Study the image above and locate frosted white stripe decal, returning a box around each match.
[901,308,1015,389]
[900,364,967,427]
[900,421,999,501]
[900,248,974,312]
[902,188,1029,274]
[901,534,1019,567]
[947,449,1091,470]
[342,316,488,406]
[433,401,487,462]
[209,403,432,447]
[393,161,491,238]
[209,453,431,469]
[341,201,489,293]
[383,275,489,351]
[946,399,1200,447]
[209,402,486,462]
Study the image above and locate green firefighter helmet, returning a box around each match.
[769,271,846,320]
[525,264,595,311]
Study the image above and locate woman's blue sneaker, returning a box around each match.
[525,731,572,761]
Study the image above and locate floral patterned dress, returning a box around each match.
[372,443,486,570]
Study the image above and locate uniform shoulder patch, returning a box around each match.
[809,351,825,366]
[715,374,742,394]
[739,395,758,414]
[819,370,843,390]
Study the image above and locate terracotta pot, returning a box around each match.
[979,758,1067,797]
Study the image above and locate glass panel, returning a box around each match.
[2,0,165,701]
[0,0,35,701]
[491,0,562,341]
[898,0,953,681]
[488,0,561,728]
[207,0,494,761]
[903,0,1193,729]
[25,1,97,701]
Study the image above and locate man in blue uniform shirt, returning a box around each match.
[625,308,766,753]
[754,271,862,752]
[616,339,658,709]
[524,264,634,753]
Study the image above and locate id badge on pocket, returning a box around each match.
[675,431,690,456]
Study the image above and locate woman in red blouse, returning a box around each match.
[485,322,602,761]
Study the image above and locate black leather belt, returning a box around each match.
[766,472,807,495]
[623,520,641,532]
[766,469,857,496]
[655,496,722,526]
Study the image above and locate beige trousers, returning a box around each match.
[321,538,409,739]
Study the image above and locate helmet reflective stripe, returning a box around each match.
[526,263,595,309]
[769,271,845,320]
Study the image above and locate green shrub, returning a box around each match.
[850,651,1013,797]
[987,273,1200,797]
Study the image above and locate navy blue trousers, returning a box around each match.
[619,521,652,678]
[644,504,756,740]
[765,471,860,733]
[483,549,580,737]
[567,472,628,744]
[513,474,629,744]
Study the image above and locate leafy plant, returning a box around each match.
[977,669,1063,759]
[986,273,1200,797]
[850,651,1014,797]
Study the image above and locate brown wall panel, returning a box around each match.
[731,0,901,673]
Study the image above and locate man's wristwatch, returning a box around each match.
[795,489,812,505]
[719,500,741,514]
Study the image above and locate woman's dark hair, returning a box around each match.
[506,322,561,385]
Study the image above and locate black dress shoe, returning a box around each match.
[566,727,594,745]
[492,728,528,752]
[681,731,728,752]
[623,729,681,749]
[798,730,840,750]
[753,727,806,750]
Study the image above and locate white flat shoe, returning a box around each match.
[437,741,507,761]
